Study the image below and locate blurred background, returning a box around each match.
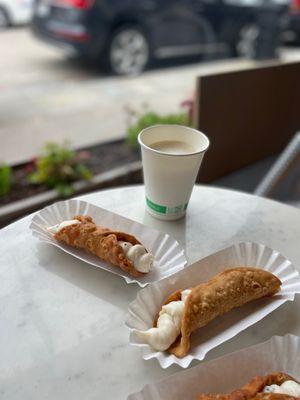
[1,0,300,226]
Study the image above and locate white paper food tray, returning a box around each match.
[30,199,187,287]
[126,242,300,367]
[128,334,300,400]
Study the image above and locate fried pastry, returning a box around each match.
[197,372,300,400]
[135,267,281,357]
[47,215,154,277]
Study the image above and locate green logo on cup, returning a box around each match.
[146,198,167,214]
[146,197,188,215]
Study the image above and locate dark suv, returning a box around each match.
[32,0,286,75]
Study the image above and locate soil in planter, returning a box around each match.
[0,139,140,207]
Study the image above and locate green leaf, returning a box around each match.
[0,164,12,196]
[56,183,74,197]
[76,164,92,180]
[28,171,42,184]
[28,142,93,190]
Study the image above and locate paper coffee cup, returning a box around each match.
[138,125,210,220]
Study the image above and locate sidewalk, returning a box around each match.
[1,28,300,165]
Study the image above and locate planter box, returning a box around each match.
[0,138,143,227]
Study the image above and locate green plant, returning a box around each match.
[0,164,12,196]
[29,143,92,197]
[125,105,192,148]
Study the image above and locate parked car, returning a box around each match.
[0,0,33,29]
[32,0,287,75]
[284,0,300,43]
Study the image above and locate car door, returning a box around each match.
[150,0,206,49]
[149,0,219,57]
[188,0,226,35]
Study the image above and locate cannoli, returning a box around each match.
[135,267,281,357]
[47,215,154,277]
[197,372,300,400]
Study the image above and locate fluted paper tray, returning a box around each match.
[126,242,300,367]
[29,199,187,287]
[127,334,300,400]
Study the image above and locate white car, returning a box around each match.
[0,0,33,29]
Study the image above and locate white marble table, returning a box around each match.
[1,185,300,400]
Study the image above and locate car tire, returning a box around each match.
[234,24,260,59]
[103,25,151,76]
[0,7,9,30]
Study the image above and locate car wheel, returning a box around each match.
[236,24,260,59]
[107,26,150,76]
[0,7,9,30]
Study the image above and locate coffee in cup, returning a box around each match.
[138,125,210,220]
[149,140,194,155]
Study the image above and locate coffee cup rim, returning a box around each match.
[138,124,210,157]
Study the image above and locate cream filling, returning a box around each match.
[47,219,80,234]
[119,241,154,273]
[134,289,192,351]
[264,381,300,396]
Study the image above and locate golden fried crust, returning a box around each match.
[158,268,281,357]
[196,372,298,400]
[53,215,145,277]
[252,394,299,400]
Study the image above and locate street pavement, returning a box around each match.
[0,28,194,164]
[1,27,300,165]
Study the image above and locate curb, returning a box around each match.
[0,161,142,227]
